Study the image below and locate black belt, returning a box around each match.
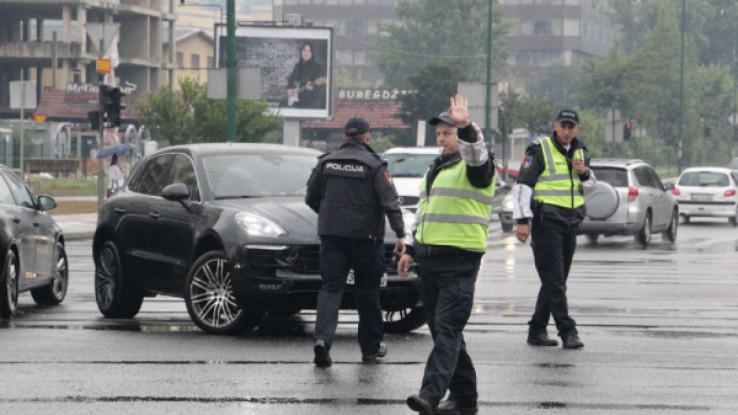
[416,244,482,259]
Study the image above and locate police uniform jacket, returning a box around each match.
[514,132,591,226]
[305,139,405,240]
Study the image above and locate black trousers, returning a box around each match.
[417,252,481,407]
[314,236,384,356]
[529,216,578,338]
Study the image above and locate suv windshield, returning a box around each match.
[679,171,730,187]
[591,167,628,187]
[385,153,438,177]
[204,153,317,199]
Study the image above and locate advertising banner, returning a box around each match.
[216,25,333,120]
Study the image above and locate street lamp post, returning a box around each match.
[484,0,493,148]
[733,48,737,159]
[226,0,236,143]
[677,0,686,174]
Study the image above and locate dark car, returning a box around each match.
[0,166,68,319]
[92,143,424,334]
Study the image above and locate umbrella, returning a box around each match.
[96,143,136,159]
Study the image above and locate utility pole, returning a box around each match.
[97,36,105,212]
[484,0,493,148]
[733,47,737,159]
[677,0,686,174]
[226,0,236,142]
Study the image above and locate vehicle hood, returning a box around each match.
[213,196,319,243]
[392,177,422,197]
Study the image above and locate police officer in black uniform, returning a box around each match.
[511,109,596,349]
[305,117,406,367]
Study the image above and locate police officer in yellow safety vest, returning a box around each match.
[399,95,495,415]
[512,109,596,350]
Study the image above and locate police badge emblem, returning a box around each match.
[522,156,532,170]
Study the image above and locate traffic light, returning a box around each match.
[623,122,632,141]
[99,85,115,126]
[108,87,127,127]
[87,110,100,130]
[99,85,126,127]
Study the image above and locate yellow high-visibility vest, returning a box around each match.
[416,160,494,252]
[532,135,585,209]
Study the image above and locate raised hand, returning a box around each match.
[447,94,469,126]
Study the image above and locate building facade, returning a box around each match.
[501,0,617,87]
[274,0,617,88]
[0,0,178,117]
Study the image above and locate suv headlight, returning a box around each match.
[235,212,287,237]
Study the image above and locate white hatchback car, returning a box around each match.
[671,167,738,226]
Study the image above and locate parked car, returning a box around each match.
[384,146,510,216]
[0,165,68,319]
[670,167,738,226]
[92,143,423,334]
[579,159,678,246]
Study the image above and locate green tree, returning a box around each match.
[394,60,468,146]
[135,77,282,145]
[373,0,510,88]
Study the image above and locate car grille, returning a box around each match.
[400,196,419,206]
[246,245,398,277]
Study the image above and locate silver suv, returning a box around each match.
[580,159,678,246]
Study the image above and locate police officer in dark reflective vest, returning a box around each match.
[305,117,406,367]
[511,109,596,349]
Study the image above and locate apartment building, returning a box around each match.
[0,0,177,117]
[274,0,617,88]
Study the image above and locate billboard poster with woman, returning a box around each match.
[216,25,333,120]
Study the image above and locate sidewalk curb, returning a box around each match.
[64,231,95,241]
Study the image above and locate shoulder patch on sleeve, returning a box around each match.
[521,156,533,170]
[384,171,392,184]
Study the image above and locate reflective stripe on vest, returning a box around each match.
[532,136,585,209]
[416,160,494,252]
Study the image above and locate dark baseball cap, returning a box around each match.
[555,109,579,125]
[428,111,455,126]
[345,117,370,136]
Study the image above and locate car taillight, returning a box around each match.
[725,189,736,197]
[671,188,681,196]
[628,186,639,203]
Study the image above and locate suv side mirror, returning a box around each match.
[664,182,675,191]
[161,183,193,211]
[37,195,57,211]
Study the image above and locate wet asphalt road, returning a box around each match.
[1,218,738,414]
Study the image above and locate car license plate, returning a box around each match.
[691,193,713,202]
[346,269,388,287]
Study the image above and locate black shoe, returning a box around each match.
[436,399,478,415]
[313,340,332,367]
[362,342,387,363]
[407,394,435,415]
[527,333,558,346]
[562,334,584,349]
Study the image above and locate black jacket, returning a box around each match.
[516,132,590,226]
[305,139,405,240]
